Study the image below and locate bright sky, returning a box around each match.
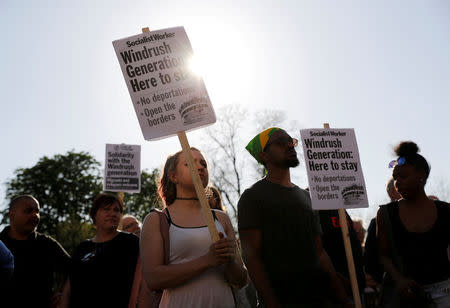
[1,0,449,225]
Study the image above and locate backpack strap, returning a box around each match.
[150,208,170,265]
[138,209,170,308]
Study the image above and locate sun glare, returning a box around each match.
[188,56,204,78]
[186,26,255,107]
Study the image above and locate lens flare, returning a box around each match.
[188,56,204,77]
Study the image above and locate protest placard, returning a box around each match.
[104,143,141,193]
[300,128,368,210]
[113,27,219,242]
[112,26,216,140]
[301,125,365,308]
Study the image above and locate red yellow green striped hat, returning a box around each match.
[245,127,281,164]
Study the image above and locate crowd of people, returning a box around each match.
[0,127,448,308]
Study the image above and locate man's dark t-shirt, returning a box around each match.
[0,226,71,308]
[69,231,139,308]
[238,179,325,304]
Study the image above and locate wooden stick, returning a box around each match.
[177,131,220,242]
[323,123,362,308]
[118,191,129,212]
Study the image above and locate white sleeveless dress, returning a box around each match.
[159,212,235,308]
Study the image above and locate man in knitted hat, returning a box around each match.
[238,128,353,307]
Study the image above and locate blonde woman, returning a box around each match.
[140,148,247,307]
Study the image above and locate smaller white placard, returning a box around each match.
[300,128,368,209]
[104,144,141,193]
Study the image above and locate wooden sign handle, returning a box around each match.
[177,131,220,242]
[323,123,362,308]
[141,27,219,242]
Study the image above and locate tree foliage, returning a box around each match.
[122,168,162,221]
[1,150,161,254]
[2,151,102,231]
[1,151,102,253]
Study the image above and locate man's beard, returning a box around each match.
[284,157,300,168]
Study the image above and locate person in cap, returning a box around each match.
[238,128,354,307]
[0,195,71,308]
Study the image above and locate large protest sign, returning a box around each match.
[113,26,216,140]
[300,128,368,210]
[113,27,219,242]
[104,144,141,193]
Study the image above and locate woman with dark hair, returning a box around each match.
[60,193,140,308]
[140,148,247,307]
[377,141,449,307]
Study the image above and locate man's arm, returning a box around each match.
[315,235,354,307]
[58,279,70,308]
[240,229,281,308]
[128,256,142,308]
[51,238,71,307]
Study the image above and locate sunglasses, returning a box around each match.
[265,137,298,149]
[388,157,406,168]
